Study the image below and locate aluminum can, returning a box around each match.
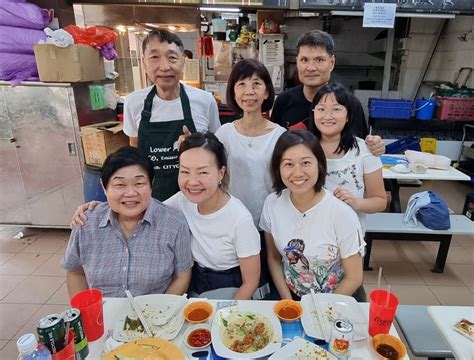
[328,318,353,359]
[36,313,66,354]
[62,308,89,360]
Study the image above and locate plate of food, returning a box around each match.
[103,338,185,360]
[211,302,282,358]
[268,337,336,359]
[300,293,367,341]
[113,294,185,342]
[453,318,474,341]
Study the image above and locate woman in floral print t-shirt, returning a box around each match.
[260,130,365,300]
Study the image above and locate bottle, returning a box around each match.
[17,334,52,360]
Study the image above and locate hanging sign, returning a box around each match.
[363,3,397,28]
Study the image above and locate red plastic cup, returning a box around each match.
[369,289,399,337]
[51,330,75,360]
[70,289,104,342]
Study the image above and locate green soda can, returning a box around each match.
[62,308,89,360]
[36,314,66,354]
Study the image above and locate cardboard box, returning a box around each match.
[34,44,105,82]
[80,121,129,167]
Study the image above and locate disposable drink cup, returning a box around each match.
[70,289,104,341]
[51,330,75,360]
[368,289,399,337]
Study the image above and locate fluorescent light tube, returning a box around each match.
[330,10,455,19]
[200,7,241,12]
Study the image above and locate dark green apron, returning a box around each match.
[137,84,196,201]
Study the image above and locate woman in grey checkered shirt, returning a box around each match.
[63,147,193,298]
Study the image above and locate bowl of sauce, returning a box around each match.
[372,334,407,360]
[273,299,303,322]
[185,324,212,350]
[183,301,213,323]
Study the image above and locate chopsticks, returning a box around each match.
[310,289,331,342]
[125,289,153,338]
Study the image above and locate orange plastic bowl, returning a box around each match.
[183,301,213,324]
[372,334,407,360]
[273,299,303,322]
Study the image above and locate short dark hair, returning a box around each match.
[270,130,327,195]
[142,29,184,54]
[308,82,360,155]
[179,132,230,191]
[101,146,154,189]
[226,59,275,114]
[183,49,193,59]
[296,30,335,56]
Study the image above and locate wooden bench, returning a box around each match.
[364,213,473,273]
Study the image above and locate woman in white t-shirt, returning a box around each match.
[308,83,387,225]
[70,132,262,300]
[215,59,286,228]
[166,132,262,300]
[215,59,286,300]
[260,130,365,300]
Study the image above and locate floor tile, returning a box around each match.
[55,244,67,254]
[399,242,438,265]
[455,235,474,248]
[2,276,64,304]
[21,236,66,254]
[448,264,474,286]
[0,238,29,253]
[0,253,15,266]
[381,262,426,285]
[32,254,66,277]
[0,275,27,300]
[413,263,465,287]
[444,246,474,265]
[13,304,70,341]
[0,340,18,359]
[469,287,474,293]
[0,303,41,340]
[38,229,70,242]
[464,247,474,256]
[429,285,474,306]
[0,253,52,275]
[0,339,7,350]
[390,284,440,305]
[46,282,69,305]
[371,240,410,263]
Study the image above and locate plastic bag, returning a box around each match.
[0,52,38,85]
[417,191,451,230]
[100,41,117,60]
[0,0,49,29]
[405,150,451,170]
[64,25,118,47]
[0,25,46,54]
[39,28,73,48]
[403,191,450,230]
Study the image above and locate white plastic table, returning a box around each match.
[87,298,410,359]
[383,165,470,212]
[427,305,474,360]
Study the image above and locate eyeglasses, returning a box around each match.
[313,106,347,116]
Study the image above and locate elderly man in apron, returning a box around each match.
[123,29,220,201]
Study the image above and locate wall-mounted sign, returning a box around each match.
[363,3,396,28]
[299,0,473,13]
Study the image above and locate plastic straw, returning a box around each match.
[377,267,383,290]
[369,125,373,136]
[385,285,391,307]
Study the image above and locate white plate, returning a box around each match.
[300,294,368,341]
[113,294,185,342]
[211,302,282,358]
[268,338,336,359]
